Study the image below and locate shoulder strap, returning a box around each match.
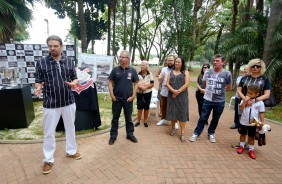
[249,107,252,124]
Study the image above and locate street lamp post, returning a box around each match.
[44,19,49,37]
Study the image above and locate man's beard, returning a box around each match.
[168,64,174,69]
[50,51,59,57]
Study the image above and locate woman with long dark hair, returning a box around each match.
[166,57,190,142]
[195,63,210,125]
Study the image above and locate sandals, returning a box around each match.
[170,128,177,136]
[170,129,186,143]
[180,133,186,143]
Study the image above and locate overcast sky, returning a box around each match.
[23,2,107,55]
[23,3,71,44]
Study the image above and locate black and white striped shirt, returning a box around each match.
[35,55,77,108]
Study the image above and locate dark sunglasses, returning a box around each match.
[251,65,261,69]
[203,66,208,69]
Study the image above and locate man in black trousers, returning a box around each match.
[108,50,139,145]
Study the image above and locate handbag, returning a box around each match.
[263,92,276,107]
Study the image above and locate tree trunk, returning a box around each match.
[107,0,112,56]
[227,0,239,80]
[88,5,94,54]
[256,0,264,56]
[190,0,203,61]
[129,0,135,56]
[214,24,224,55]
[78,0,87,53]
[112,0,117,56]
[122,0,127,50]
[172,0,182,56]
[263,0,282,66]
[244,0,252,22]
[131,0,141,64]
[231,0,239,33]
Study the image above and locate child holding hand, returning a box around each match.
[237,85,265,159]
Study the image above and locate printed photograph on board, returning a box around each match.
[78,53,114,93]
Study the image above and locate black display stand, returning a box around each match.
[0,85,35,129]
[56,83,101,131]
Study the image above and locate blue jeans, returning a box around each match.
[194,99,225,136]
[110,98,134,139]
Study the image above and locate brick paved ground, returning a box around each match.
[1,69,282,183]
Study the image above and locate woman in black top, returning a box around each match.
[195,63,210,125]
[237,58,271,149]
[238,59,271,105]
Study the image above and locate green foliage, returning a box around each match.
[45,0,108,48]
[221,22,262,65]
[0,0,33,42]
[14,24,30,42]
[265,104,282,122]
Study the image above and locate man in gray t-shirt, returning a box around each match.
[203,68,232,102]
[189,54,232,143]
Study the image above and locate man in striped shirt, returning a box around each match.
[34,35,81,175]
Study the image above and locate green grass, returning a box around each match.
[265,105,282,122]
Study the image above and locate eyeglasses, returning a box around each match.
[203,67,208,69]
[251,65,261,69]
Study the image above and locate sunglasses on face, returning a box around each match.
[251,65,261,69]
[203,67,208,69]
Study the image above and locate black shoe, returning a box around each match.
[258,134,263,146]
[262,136,266,145]
[127,135,138,143]
[230,124,238,129]
[260,133,266,145]
[134,122,140,127]
[144,122,148,127]
[108,138,116,145]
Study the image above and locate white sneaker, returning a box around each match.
[175,122,179,129]
[189,134,199,142]
[208,134,216,143]
[157,119,167,126]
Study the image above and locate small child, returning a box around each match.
[237,85,265,159]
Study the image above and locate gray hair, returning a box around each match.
[119,50,131,58]
[141,60,149,67]
[213,54,225,62]
[46,35,63,46]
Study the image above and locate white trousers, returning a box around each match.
[42,103,77,163]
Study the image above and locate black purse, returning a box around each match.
[264,92,276,107]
